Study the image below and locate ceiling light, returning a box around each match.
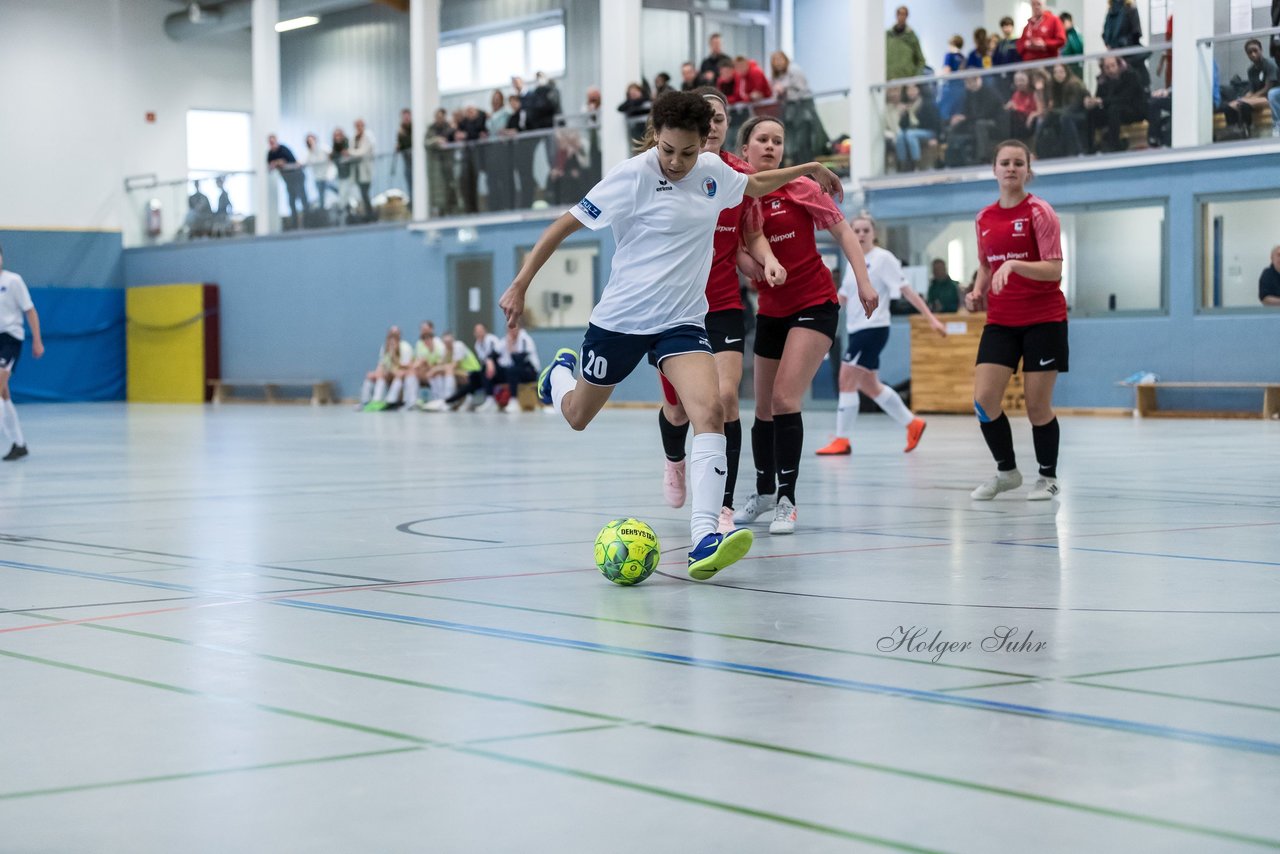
[275,15,320,32]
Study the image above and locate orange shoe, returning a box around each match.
[904,418,927,453]
[816,437,851,456]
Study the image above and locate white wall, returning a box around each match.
[0,0,251,236]
[1210,197,1280,307]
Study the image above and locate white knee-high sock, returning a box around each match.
[689,432,727,543]
[404,374,420,406]
[1,400,25,446]
[874,386,914,427]
[387,377,404,404]
[373,377,388,402]
[835,391,859,439]
[550,365,575,416]
[360,378,374,404]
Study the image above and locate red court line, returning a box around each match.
[657,539,950,568]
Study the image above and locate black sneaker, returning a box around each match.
[3,444,29,461]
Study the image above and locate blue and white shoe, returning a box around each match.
[537,348,579,406]
[687,527,754,581]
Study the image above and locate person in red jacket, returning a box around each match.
[730,56,772,104]
[1017,0,1066,62]
[965,140,1067,502]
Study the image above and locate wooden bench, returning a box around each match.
[209,379,337,406]
[1124,382,1280,419]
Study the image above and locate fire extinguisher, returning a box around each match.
[146,198,162,238]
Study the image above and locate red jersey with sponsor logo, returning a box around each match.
[706,151,761,312]
[976,193,1066,327]
[754,178,843,317]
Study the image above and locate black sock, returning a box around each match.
[658,410,689,462]
[752,417,776,496]
[773,411,804,503]
[722,419,742,509]
[979,412,1017,472]
[1032,417,1059,478]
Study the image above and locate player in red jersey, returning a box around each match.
[656,89,786,533]
[731,115,878,534]
[965,139,1066,501]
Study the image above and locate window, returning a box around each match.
[438,16,566,95]
[186,109,252,216]
[1201,194,1280,310]
[516,243,598,329]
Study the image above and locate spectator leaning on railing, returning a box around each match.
[731,55,772,104]
[886,5,926,80]
[350,119,375,219]
[267,133,307,228]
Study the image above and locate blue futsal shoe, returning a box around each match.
[537,348,579,406]
[687,527,754,581]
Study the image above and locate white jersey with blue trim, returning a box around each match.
[570,148,748,335]
[841,246,904,333]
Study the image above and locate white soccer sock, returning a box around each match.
[387,377,404,405]
[874,386,914,427]
[689,432,728,543]
[360,378,374,404]
[549,365,575,417]
[404,374,420,406]
[373,377,388,402]
[1,400,25,446]
[835,391,860,439]
[441,375,457,399]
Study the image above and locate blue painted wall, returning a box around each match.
[866,153,1280,412]
[0,229,123,288]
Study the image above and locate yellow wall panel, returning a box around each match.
[127,284,207,403]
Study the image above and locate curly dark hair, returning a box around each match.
[649,90,713,139]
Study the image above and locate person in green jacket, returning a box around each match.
[886,5,927,80]
[926,259,961,313]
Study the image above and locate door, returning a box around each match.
[449,254,493,336]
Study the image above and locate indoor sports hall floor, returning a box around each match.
[1,403,1277,853]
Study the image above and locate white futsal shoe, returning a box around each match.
[971,470,1023,500]
[1026,477,1061,501]
[733,491,776,524]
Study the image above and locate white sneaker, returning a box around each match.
[476,397,499,413]
[663,460,687,508]
[423,399,446,412]
[504,400,522,413]
[971,470,1023,500]
[733,492,776,524]
[769,497,797,535]
[716,506,735,534]
[1027,476,1061,501]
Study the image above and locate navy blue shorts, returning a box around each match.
[0,333,21,373]
[579,323,713,387]
[842,326,891,370]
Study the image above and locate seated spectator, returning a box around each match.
[927,259,960,313]
[360,326,414,411]
[967,28,991,69]
[1084,54,1145,152]
[894,83,941,170]
[1223,39,1279,135]
[411,321,447,408]
[616,83,651,117]
[1261,245,1280,306]
[938,35,967,121]
[1005,70,1041,140]
[1017,0,1065,63]
[444,323,503,411]
[425,332,482,411]
[679,62,699,92]
[1035,64,1087,157]
[1102,0,1150,89]
[945,75,1007,166]
[493,319,541,411]
[731,55,772,103]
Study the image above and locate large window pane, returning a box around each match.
[438,42,473,92]
[526,25,565,78]
[516,244,597,329]
[1202,195,1280,309]
[1061,205,1164,315]
[477,31,525,89]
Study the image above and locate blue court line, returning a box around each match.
[275,598,1280,758]
[9,556,1280,756]
[0,559,213,594]
[994,542,1280,568]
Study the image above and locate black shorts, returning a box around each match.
[842,326,891,370]
[579,323,712,387]
[0,333,21,373]
[704,309,746,354]
[753,301,840,360]
[976,322,1069,373]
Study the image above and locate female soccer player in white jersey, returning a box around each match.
[966,140,1067,501]
[815,214,947,457]
[0,243,43,461]
[499,91,845,580]
[653,88,786,535]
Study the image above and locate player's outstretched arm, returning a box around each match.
[744,162,844,202]
[500,213,584,328]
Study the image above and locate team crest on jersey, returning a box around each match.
[702,177,717,197]
[1013,219,1026,233]
[771,199,782,209]
[578,198,602,219]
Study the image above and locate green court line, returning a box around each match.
[16,614,1279,848]
[0,646,937,851]
[933,679,1045,693]
[1067,681,1280,715]
[378,588,1043,680]
[1069,652,1280,679]
[460,723,625,746]
[0,747,423,801]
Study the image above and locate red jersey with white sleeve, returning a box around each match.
[706,151,761,312]
[976,193,1066,327]
[754,178,843,317]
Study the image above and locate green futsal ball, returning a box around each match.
[593,519,660,585]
